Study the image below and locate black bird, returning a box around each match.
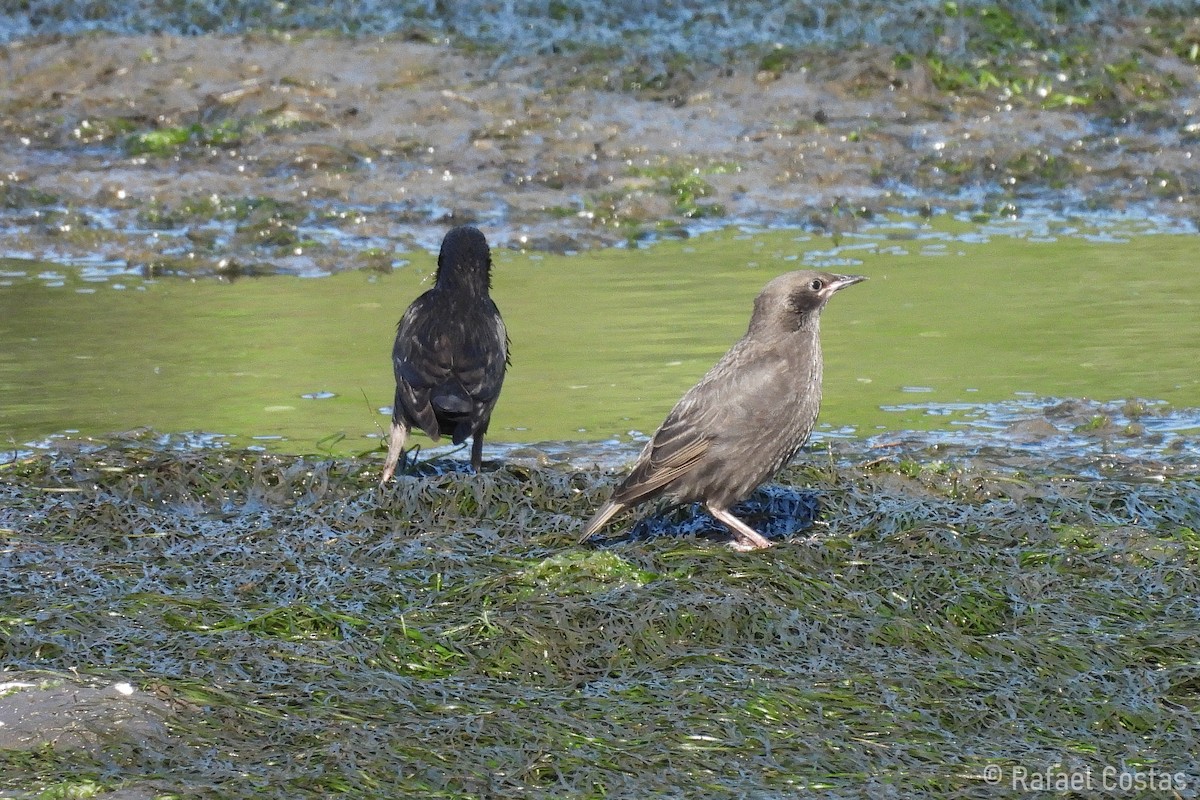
[580,270,865,550]
[380,226,509,484]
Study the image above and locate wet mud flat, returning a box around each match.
[0,14,1198,277]
[3,398,1200,798]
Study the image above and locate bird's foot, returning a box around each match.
[727,537,773,552]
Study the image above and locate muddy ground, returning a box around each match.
[0,26,1197,274]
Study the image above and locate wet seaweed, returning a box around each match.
[3,435,1199,797]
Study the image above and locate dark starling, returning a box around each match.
[580,270,865,550]
[380,226,509,484]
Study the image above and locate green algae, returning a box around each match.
[1,438,1198,797]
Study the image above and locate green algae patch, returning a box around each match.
[123,111,329,158]
[516,551,659,598]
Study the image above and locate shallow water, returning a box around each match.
[2,212,1198,461]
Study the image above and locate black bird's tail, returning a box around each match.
[430,387,475,445]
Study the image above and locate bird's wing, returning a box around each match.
[456,304,508,408]
[443,308,508,443]
[611,341,801,507]
[581,417,711,540]
[391,297,448,438]
[610,400,712,506]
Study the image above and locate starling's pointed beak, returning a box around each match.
[829,274,867,293]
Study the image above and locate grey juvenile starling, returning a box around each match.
[580,270,865,550]
[380,226,509,484]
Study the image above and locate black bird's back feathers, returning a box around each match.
[380,226,508,482]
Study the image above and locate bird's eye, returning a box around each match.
[809,279,824,291]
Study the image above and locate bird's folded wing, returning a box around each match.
[452,314,509,432]
[454,346,507,404]
[393,313,450,437]
[393,380,440,439]
[612,410,710,505]
[610,345,791,505]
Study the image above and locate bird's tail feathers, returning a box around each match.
[451,419,474,446]
[579,501,624,544]
[431,388,472,416]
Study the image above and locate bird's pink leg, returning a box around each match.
[379,423,409,485]
[708,505,773,550]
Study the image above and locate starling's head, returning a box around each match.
[436,225,494,291]
[753,270,866,332]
